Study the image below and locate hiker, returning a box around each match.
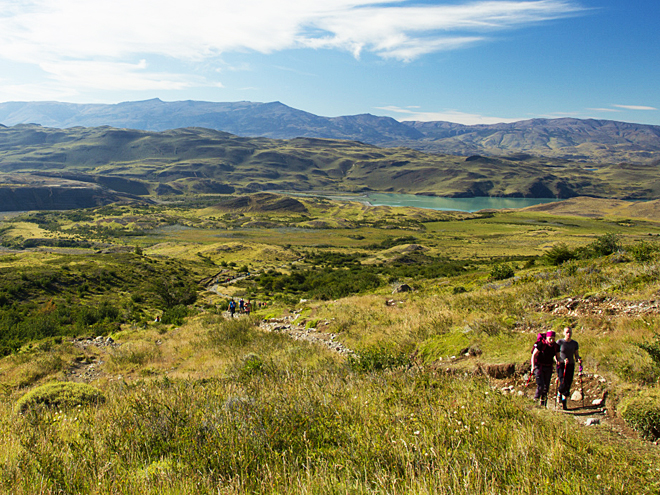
[228,299,236,318]
[239,298,244,313]
[245,300,251,316]
[556,327,581,410]
[531,330,561,407]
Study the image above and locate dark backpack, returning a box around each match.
[532,333,547,365]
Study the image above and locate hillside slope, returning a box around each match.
[1,100,660,164]
[2,124,660,208]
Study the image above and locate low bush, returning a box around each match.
[626,240,660,262]
[545,243,576,265]
[161,305,188,325]
[347,343,412,372]
[618,389,660,440]
[637,332,660,380]
[15,381,105,413]
[489,263,514,281]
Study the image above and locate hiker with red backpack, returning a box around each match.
[531,331,561,407]
[556,327,582,410]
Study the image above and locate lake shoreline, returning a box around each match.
[271,190,564,213]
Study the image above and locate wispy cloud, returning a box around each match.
[377,105,521,125]
[0,0,584,95]
[40,60,201,91]
[587,108,621,113]
[613,104,657,111]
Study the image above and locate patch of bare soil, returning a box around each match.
[64,336,120,383]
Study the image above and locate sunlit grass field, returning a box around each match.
[1,195,660,493]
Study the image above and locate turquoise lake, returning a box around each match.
[363,193,562,213]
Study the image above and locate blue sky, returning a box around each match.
[0,0,658,125]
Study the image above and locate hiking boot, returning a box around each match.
[561,398,568,410]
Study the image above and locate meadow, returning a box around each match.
[0,193,659,494]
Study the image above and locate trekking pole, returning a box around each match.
[579,362,584,408]
[559,363,567,411]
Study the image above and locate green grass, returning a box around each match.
[1,198,660,492]
[2,355,658,493]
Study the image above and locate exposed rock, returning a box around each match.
[538,296,660,318]
[571,390,583,401]
[393,283,412,294]
[260,315,353,356]
[585,418,601,426]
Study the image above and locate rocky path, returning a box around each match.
[259,312,354,356]
[64,336,119,383]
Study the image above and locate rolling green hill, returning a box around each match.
[2,123,660,211]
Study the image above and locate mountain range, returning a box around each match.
[1,99,660,165]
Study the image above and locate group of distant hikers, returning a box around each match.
[228,298,266,318]
[531,326,582,409]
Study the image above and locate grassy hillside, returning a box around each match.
[1,195,659,493]
[2,124,660,209]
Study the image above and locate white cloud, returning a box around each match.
[587,108,621,113]
[613,104,657,111]
[377,105,521,125]
[0,0,584,94]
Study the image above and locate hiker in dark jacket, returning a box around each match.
[556,326,581,410]
[531,330,561,407]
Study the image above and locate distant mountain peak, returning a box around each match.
[0,99,659,164]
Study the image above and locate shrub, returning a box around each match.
[589,233,620,257]
[161,305,188,325]
[232,353,266,378]
[348,343,412,372]
[637,333,660,375]
[15,381,105,413]
[619,389,660,440]
[627,241,660,262]
[489,263,514,281]
[545,243,575,265]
